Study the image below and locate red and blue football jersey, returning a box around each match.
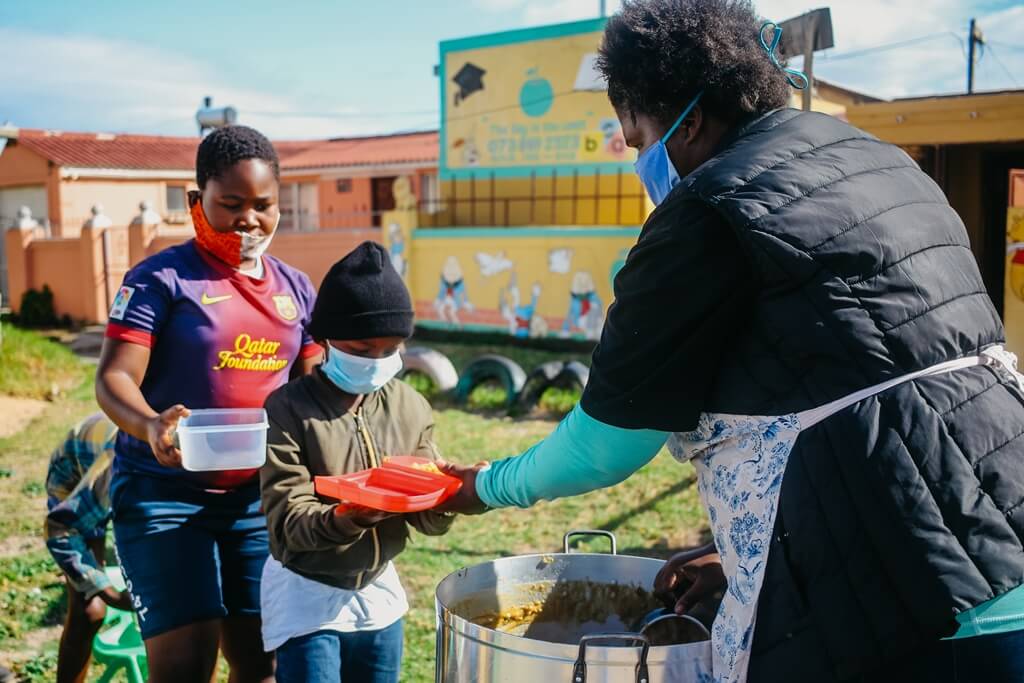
[106,241,320,488]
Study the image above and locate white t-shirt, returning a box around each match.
[260,557,409,652]
[237,256,265,279]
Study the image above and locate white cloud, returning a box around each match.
[0,28,388,139]
[804,0,1024,97]
[4,2,1021,142]
[473,0,1024,99]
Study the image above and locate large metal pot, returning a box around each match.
[436,530,712,683]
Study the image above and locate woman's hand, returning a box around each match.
[654,544,725,614]
[437,460,490,515]
[145,404,189,468]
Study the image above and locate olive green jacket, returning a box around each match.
[261,370,452,590]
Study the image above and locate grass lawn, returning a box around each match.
[0,328,708,682]
[0,325,92,400]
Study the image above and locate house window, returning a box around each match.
[280,182,319,231]
[166,186,187,213]
[421,174,440,213]
[335,178,352,193]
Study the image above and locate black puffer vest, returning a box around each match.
[677,109,1024,681]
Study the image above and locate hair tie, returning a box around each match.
[759,21,809,90]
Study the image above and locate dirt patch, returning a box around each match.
[0,396,48,439]
[0,535,39,559]
[0,625,62,664]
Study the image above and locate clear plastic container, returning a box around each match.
[176,408,268,472]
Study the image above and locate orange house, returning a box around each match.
[0,127,439,234]
[279,131,438,231]
[0,127,439,303]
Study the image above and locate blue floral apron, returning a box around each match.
[666,347,1023,683]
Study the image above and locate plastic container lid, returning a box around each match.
[176,408,268,472]
[314,456,462,512]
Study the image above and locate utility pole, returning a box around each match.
[599,0,606,17]
[801,11,818,111]
[777,9,833,111]
[967,18,984,94]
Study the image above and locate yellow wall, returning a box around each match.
[848,92,1024,146]
[439,20,645,228]
[402,226,637,339]
[1005,168,1024,356]
[433,172,648,227]
[442,23,626,173]
[1005,207,1024,356]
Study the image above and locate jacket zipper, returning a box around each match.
[354,409,383,588]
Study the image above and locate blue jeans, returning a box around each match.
[275,620,403,683]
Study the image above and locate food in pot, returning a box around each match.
[456,579,665,645]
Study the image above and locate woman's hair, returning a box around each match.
[598,0,791,126]
[195,125,280,189]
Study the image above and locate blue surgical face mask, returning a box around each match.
[321,344,403,395]
[634,90,704,206]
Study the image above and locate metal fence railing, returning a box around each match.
[279,209,390,232]
[417,169,647,228]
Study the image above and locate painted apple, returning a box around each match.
[520,69,554,117]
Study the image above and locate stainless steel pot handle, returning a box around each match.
[571,633,651,683]
[563,529,617,555]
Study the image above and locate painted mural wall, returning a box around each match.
[436,18,649,228]
[382,206,637,340]
[1004,170,1024,356]
[441,19,629,175]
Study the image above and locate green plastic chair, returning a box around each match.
[92,567,147,683]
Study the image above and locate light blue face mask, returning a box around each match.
[633,90,704,206]
[634,21,807,208]
[321,344,403,395]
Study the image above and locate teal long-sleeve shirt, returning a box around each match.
[475,404,669,509]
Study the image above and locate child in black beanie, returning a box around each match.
[259,242,452,683]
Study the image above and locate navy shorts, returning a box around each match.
[110,472,268,640]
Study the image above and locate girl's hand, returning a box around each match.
[146,404,189,468]
[334,504,395,528]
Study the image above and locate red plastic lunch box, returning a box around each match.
[314,456,462,513]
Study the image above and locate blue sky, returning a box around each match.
[1,0,1022,140]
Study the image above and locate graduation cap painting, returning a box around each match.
[452,62,486,106]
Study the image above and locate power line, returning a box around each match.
[249,87,596,127]
[442,89,594,124]
[821,32,960,61]
[986,45,1022,88]
[988,40,1024,53]
[248,107,438,120]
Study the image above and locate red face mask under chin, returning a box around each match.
[189,193,242,267]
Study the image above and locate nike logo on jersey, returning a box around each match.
[201,293,233,305]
